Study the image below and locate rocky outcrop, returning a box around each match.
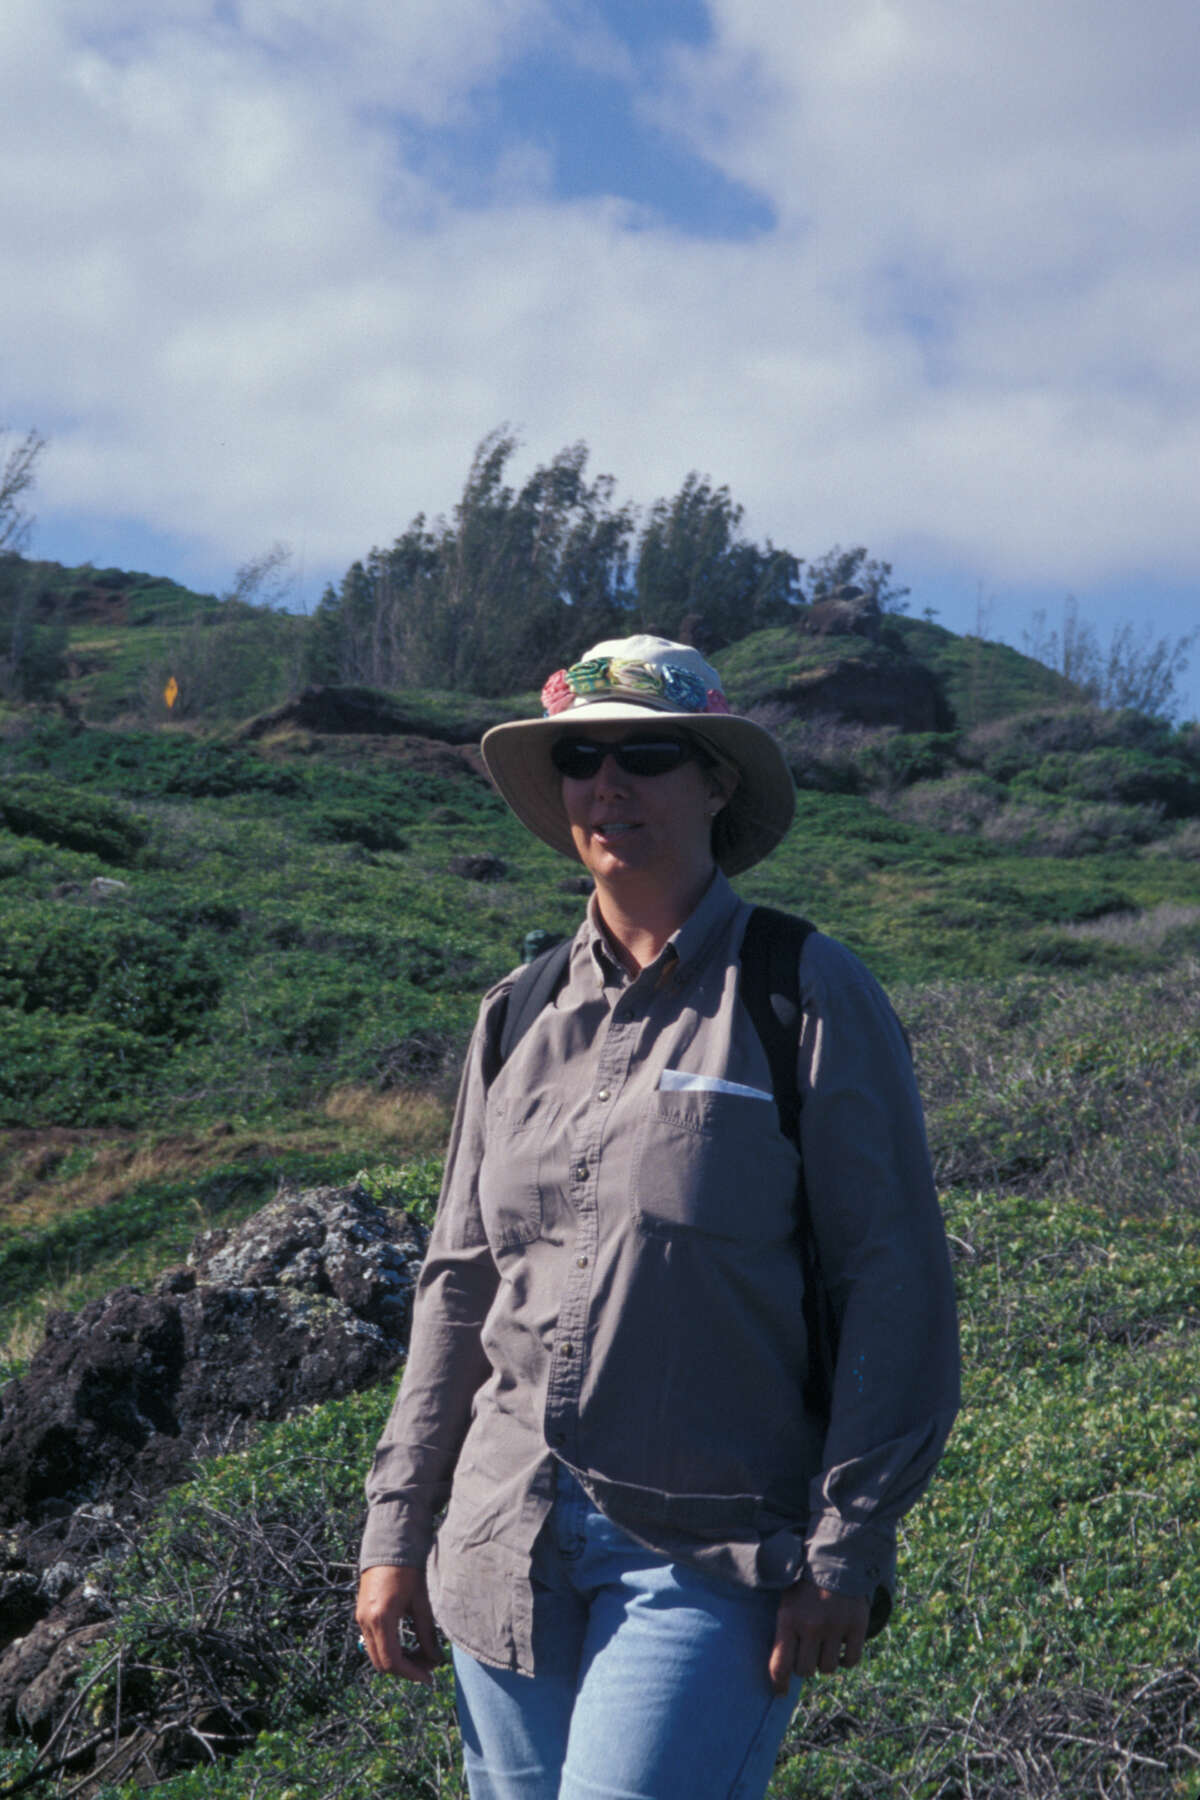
[240,684,503,745]
[0,1185,426,1689]
[799,588,882,641]
[783,655,949,731]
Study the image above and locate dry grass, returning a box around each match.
[1062,902,1200,947]
[0,1129,229,1232]
[321,1083,453,1151]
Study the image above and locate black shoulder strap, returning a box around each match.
[741,905,838,1417]
[738,905,816,1142]
[490,938,574,1077]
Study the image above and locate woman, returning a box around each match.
[357,635,959,1799]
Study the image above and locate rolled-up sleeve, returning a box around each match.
[358,994,505,1572]
[797,937,960,1615]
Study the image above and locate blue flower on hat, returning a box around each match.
[659,663,708,711]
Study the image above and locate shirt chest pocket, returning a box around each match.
[478,1090,562,1252]
[631,1089,799,1244]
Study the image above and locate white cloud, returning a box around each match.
[2,0,1198,682]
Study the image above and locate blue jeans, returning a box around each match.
[451,1464,801,1799]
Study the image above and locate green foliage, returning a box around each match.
[2,719,303,798]
[853,731,961,790]
[65,1386,467,1799]
[1013,746,1200,815]
[633,472,799,643]
[0,775,147,861]
[0,578,69,701]
[889,616,1079,727]
[2,901,220,1028]
[0,1010,161,1127]
[141,599,309,724]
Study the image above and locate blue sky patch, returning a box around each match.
[398,23,774,239]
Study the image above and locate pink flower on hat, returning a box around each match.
[704,689,732,714]
[541,669,573,716]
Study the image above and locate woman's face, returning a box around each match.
[556,724,736,895]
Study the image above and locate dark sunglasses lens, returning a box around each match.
[551,739,603,778]
[551,737,690,779]
[616,740,690,776]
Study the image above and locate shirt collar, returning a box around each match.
[582,868,740,986]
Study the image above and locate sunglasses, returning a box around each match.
[550,734,701,781]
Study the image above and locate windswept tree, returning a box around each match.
[309,432,637,695]
[0,425,46,553]
[0,428,67,701]
[634,474,800,647]
[437,430,636,693]
[1024,596,1196,722]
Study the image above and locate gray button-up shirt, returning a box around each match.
[360,871,959,1674]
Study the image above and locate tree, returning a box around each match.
[0,426,46,553]
[0,429,68,701]
[311,432,638,695]
[0,560,69,701]
[634,475,799,646]
[801,545,910,613]
[1023,596,1196,722]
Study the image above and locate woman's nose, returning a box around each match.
[593,751,629,789]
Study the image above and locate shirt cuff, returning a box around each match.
[804,1512,897,1637]
[358,1500,435,1575]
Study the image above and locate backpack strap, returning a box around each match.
[740,904,838,1420]
[483,937,574,1084]
[738,905,816,1142]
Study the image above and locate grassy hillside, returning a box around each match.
[1,623,1199,1795]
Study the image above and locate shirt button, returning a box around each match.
[573,1162,589,1182]
[561,1342,574,1358]
[576,1255,589,1269]
[596,1088,610,1102]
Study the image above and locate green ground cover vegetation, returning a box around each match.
[1,605,1199,1794]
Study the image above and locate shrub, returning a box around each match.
[307,805,412,852]
[981,798,1165,856]
[62,1391,466,1798]
[856,731,961,792]
[901,960,1200,1214]
[1148,819,1200,859]
[962,705,1198,782]
[0,904,221,1039]
[0,1011,160,1126]
[891,774,1003,835]
[1014,747,1200,815]
[0,776,147,863]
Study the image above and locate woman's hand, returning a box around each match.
[356,1564,443,1686]
[769,1577,870,1692]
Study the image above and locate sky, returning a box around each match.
[3,0,1199,717]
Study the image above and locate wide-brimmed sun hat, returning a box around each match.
[480,635,795,876]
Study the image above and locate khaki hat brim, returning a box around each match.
[480,702,795,877]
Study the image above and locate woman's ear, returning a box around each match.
[706,762,739,815]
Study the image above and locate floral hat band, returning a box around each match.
[541,655,731,718]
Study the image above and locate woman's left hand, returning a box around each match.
[769,1577,870,1691]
